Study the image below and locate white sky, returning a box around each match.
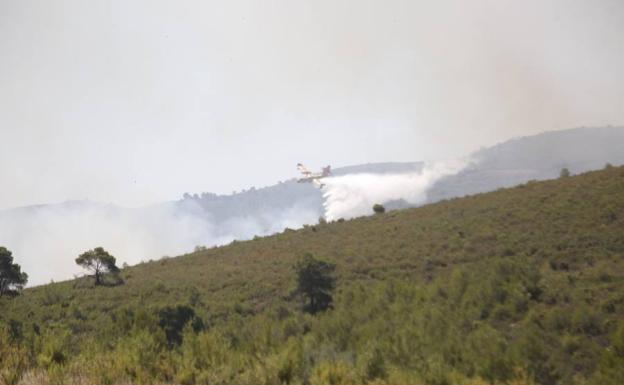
[1,0,623,209]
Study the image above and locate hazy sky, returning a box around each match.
[1,0,623,209]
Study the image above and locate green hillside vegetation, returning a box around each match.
[1,166,624,385]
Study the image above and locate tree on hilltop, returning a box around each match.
[0,247,28,297]
[560,168,571,178]
[75,247,119,286]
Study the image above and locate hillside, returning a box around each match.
[2,166,624,385]
[2,126,623,286]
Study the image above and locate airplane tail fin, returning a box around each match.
[322,165,331,176]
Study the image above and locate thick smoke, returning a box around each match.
[0,201,319,286]
[0,159,468,286]
[322,159,469,221]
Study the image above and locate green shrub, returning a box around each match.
[294,254,336,314]
[373,204,386,214]
[157,305,204,346]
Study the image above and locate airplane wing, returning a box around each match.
[297,163,312,176]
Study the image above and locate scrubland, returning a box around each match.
[1,166,624,385]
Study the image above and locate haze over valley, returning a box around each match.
[2,126,622,285]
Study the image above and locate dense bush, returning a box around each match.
[157,305,204,346]
[0,247,28,297]
[294,253,336,314]
[373,204,386,214]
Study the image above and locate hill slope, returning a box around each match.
[2,166,624,385]
[2,126,623,286]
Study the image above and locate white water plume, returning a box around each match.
[322,159,469,221]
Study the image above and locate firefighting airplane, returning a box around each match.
[297,163,331,188]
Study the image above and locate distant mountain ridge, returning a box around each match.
[427,126,624,202]
[1,126,622,285]
[6,126,622,218]
[176,126,624,218]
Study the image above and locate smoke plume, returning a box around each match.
[322,159,469,221]
[0,158,469,286]
[0,201,319,286]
